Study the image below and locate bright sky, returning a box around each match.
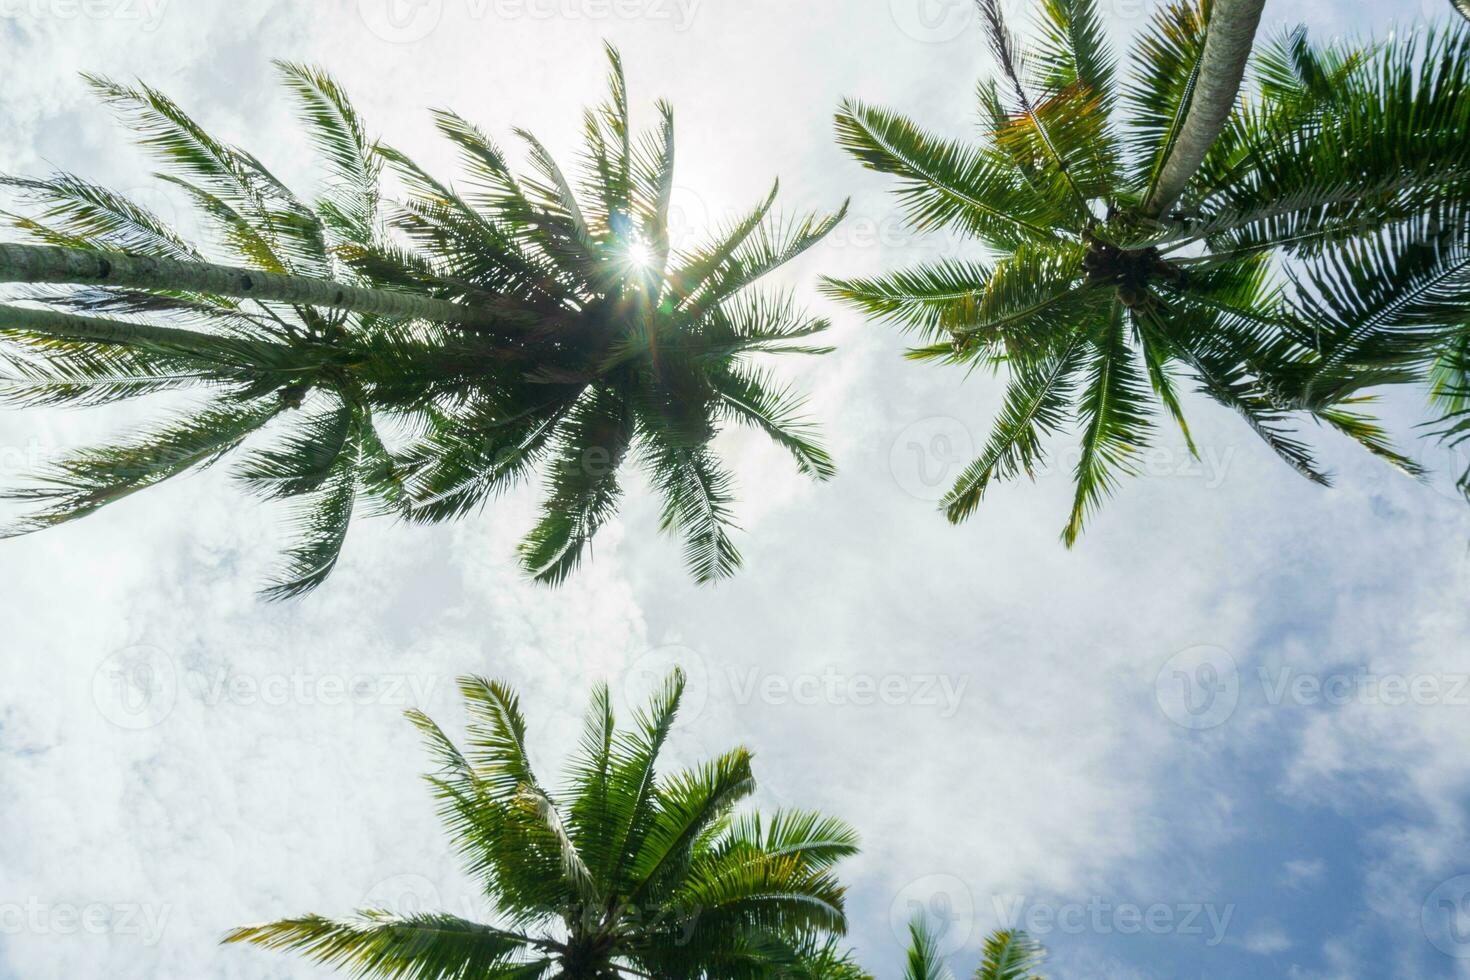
[1,1,1468,978]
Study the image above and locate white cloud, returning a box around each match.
[1282,859,1328,890]
[0,1,1464,979]
[1243,922,1293,956]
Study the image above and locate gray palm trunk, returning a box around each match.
[1143,0,1268,217]
[0,301,279,351]
[0,242,498,327]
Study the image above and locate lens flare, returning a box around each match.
[626,241,654,269]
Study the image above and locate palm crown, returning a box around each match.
[900,917,1046,980]
[0,47,843,595]
[225,669,865,980]
[824,0,1470,542]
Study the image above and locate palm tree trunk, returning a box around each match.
[0,301,279,352]
[1143,0,1267,218]
[0,242,501,328]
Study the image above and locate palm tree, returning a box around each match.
[1282,27,1470,501]
[225,668,865,979]
[0,48,844,595]
[899,917,1046,980]
[824,0,1470,542]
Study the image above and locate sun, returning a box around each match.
[625,240,654,270]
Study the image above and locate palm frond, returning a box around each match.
[223,912,540,980]
[275,61,382,247]
[1,173,201,260]
[2,398,282,536]
[944,331,1086,522]
[901,917,954,980]
[977,930,1046,980]
[710,365,835,480]
[834,99,1061,249]
[516,385,633,585]
[1063,300,1154,545]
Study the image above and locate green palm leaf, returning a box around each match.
[2,398,282,536]
[833,100,1060,249]
[1064,300,1154,545]
[977,929,1046,980]
[944,332,1087,522]
[231,670,860,979]
[224,912,542,980]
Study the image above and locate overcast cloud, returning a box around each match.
[1,1,1469,978]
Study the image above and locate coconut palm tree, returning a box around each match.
[0,48,844,595]
[823,0,1470,542]
[1279,27,1470,500]
[899,916,1046,980]
[225,668,864,979]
